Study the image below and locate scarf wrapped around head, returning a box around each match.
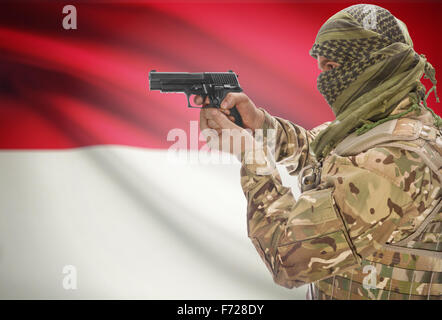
[309,4,440,160]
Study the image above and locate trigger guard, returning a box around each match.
[206,89,226,108]
[186,92,206,109]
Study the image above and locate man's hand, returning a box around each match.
[196,93,264,158]
[194,92,265,131]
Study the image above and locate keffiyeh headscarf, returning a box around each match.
[309,4,441,160]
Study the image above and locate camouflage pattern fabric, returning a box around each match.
[240,102,441,300]
[308,4,439,160]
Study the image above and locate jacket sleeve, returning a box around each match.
[241,110,430,289]
[253,108,330,176]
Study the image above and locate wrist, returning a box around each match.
[253,108,265,132]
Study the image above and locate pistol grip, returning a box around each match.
[229,106,243,127]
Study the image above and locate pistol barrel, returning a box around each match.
[148,70,240,92]
[148,70,243,126]
[149,71,203,91]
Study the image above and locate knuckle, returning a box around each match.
[225,92,248,106]
[225,92,234,100]
[224,92,237,103]
[239,92,249,102]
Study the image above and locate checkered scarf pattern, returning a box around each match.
[309,4,431,159]
[310,4,413,113]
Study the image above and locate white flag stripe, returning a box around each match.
[0,147,306,299]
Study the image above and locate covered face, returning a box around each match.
[310,4,416,115]
[308,4,439,159]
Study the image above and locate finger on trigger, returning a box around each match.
[194,95,203,105]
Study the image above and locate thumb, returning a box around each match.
[220,92,248,110]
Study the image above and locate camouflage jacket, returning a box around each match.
[240,104,441,300]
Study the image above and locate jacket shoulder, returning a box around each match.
[325,145,439,200]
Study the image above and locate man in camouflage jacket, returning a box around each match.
[197,4,441,299]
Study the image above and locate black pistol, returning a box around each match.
[149,70,244,127]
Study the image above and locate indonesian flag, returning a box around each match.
[0,1,440,299]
